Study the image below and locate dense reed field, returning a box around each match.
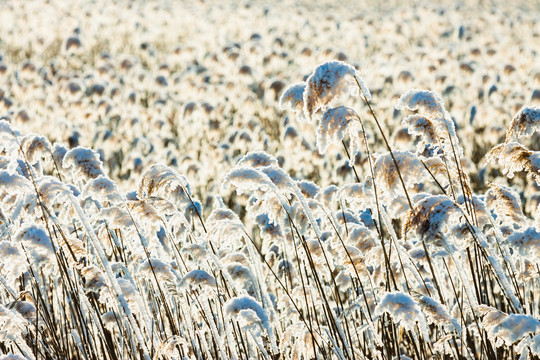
[1,0,540,359]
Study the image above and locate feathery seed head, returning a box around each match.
[63,146,104,180]
[506,105,540,142]
[303,60,370,120]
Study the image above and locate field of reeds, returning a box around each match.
[0,0,540,359]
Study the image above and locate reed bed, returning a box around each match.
[0,0,539,359]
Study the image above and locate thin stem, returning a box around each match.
[357,87,413,211]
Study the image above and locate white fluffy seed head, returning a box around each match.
[259,165,294,194]
[375,292,427,333]
[237,151,278,168]
[223,167,271,194]
[396,89,457,142]
[506,105,540,142]
[224,295,271,334]
[491,314,540,346]
[486,142,540,184]
[139,258,176,283]
[0,241,27,283]
[21,134,52,164]
[279,82,306,116]
[15,224,54,257]
[303,60,370,120]
[85,175,121,203]
[402,194,460,243]
[95,206,134,229]
[316,106,363,157]
[373,150,427,198]
[485,183,526,225]
[138,163,191,203]
[180,269,216,288]
[402,114,439,153]
[0,170,33,193]
[507,227,540,259]
[63,146,104,180]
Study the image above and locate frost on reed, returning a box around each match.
[415,295,455,329]
[279,82,306,117]
[486,142,540,184]
[485,183,526,225]
[375,292,428,337]
[487,105,540,184]
[402,195,459,242]
[0,354,28,360]
[224,295,277,353]
[0,241,26,284]
[401,114,439,153]
[237,151,278,168]
[1,1,540,358]
[85,175,121,203]
[303,60,370,120]
[396,89,457,143]
[137,163,191,203]
[0,305,33,359]
[0,170,32,195]
[223,167,273,194]
[373,150,427,199]
[505,105,540,142]
[62,146,104,180]
[14,224,55,265]
[179,269,216,290]
[479,305,540,346]
[21,134,52,164]
[316,106,363,157]
[492,314,540,345]
[507,227,540,259]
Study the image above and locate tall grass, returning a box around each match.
[1,1,540,359]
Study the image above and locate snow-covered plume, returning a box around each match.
[507,227,540,260]
[0,170,33,193]
[402,195,460,243]
[85,175,121,203]
[505,105,540,142]
[396,89,457,146]
[0,305,30,357]
[63,146,104,180]
[0,241,27,283]
[316,106,363,158]
[303,60,370,120]
[373,150,427,198]
[486,142,540,184]
[259,165,295,194]
[338,183,370,208]
[478,306,540,347]
[279,82,306,116]
[95,206,134,230]
[375,292,428,336]
[491,314,540,346]
[415,295,455,327]
[223,167,272,194]
[401,114,439,153]
[206,207,246,250]
[224,295,273,340]
[485,183,526,225]
[237,151,278,168]
[138,163,191,203]
[179,269,216,289]
[37,176,72,207]
[21,134,52,164]
[14,224,55,265]
[139,258,176,283]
